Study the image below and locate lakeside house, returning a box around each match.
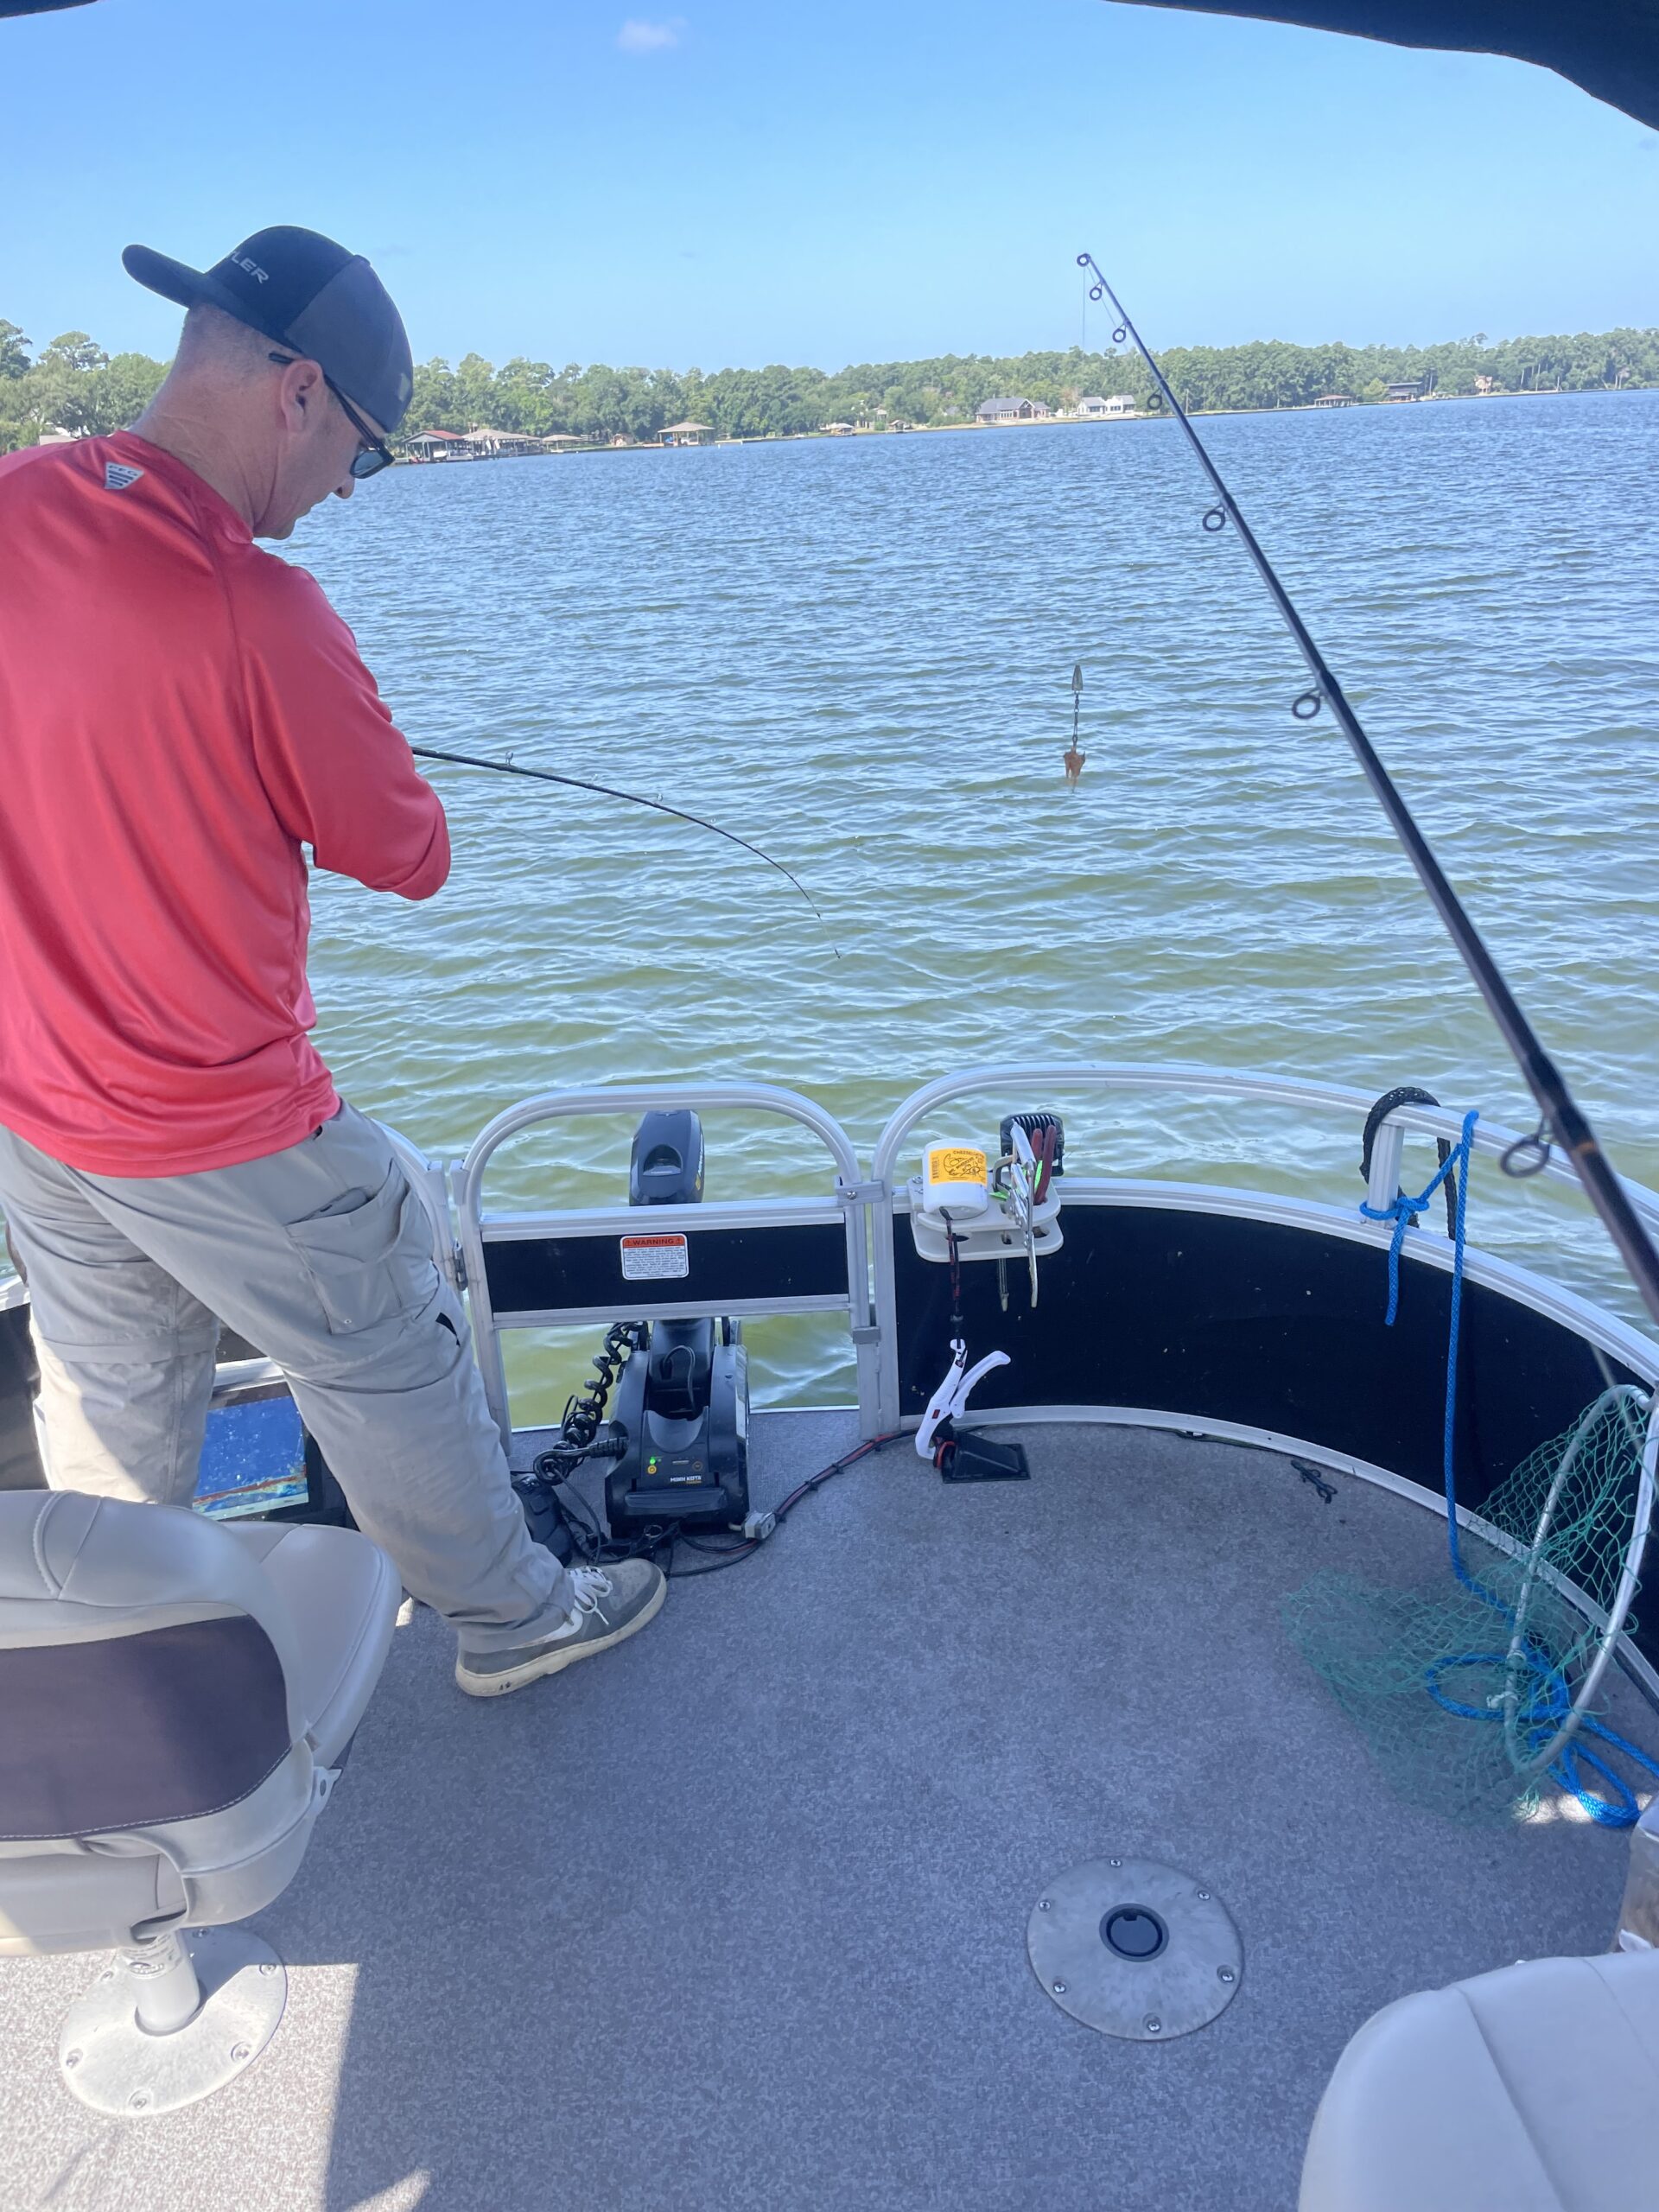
[404,426,585,462]
[463,424,542,457]
[405,428,469,460]
[660,420,715,447]
[1313,393,1355,408]
[1383,380,1422,403]
[976,396,1051,423]
[1475,374,1497,395]
[1076,394,1137,418]
[821,421,857,435]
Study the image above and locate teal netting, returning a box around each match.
[1284,1112,1659,1825]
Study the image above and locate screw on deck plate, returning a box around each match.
[1038,1899,1051,1910]
[1109,1858,1122,1867]
[1218,1967,1236,1984]
[128,2091,150,2112]
[258,1961,279,1977]
[1145,2016,1162,2034]
[64,2050,81,2069]
[1196,1890,1211,1900]
[231,2041,252,2063]
[1052,1981,1067,1994]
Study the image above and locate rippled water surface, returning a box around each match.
[290,396,1659,1408]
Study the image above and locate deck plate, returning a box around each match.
[1027,1858,1243,2039]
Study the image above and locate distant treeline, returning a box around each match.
[2,315,1654,454]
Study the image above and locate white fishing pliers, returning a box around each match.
[915,1340,1011,1459]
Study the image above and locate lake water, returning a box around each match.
[289,394,1659,1413]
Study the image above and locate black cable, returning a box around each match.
[665,1432,905,1580]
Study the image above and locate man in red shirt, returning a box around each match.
[0,226,664,1695]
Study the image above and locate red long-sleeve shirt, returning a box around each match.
[0,430,448,1175]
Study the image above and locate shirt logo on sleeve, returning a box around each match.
[104,462,145,492]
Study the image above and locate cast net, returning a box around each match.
[1284,1385,1657,1825]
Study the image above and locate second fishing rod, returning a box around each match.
[1075,249,1659,1331]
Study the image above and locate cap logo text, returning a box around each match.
[231,256,269,283]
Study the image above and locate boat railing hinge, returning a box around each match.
[836,1177,887,1207]
[451,1243,468,1291]
[849,1321,881,1345]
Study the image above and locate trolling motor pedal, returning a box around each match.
[938,1429,1030,1484]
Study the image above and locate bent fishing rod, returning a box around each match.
[410,743,830,937]
[1076,250,1659,1331]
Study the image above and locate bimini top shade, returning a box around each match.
[7,0,1656,129]
[1116,1,1659,132]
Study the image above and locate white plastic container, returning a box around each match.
[918,1142,990,1217]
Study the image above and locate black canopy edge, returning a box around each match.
[1117,2,1659,131]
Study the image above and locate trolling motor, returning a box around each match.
[515,1109,750,1555]
[603,1111,750,1535]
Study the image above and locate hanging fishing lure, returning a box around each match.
[1063,662,1087,786]
[1074,249,1659,1328]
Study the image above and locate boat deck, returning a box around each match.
[5,1413,1650,2212]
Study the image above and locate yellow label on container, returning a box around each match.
[927,1146,988,1186]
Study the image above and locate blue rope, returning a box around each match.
[1361,1112,1481,1587]
[1362,1109,1659,1826]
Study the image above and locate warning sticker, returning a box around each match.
[620,1232,690,1281]
[927,1146,988,1186]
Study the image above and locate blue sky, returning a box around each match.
[4,0,1654,370]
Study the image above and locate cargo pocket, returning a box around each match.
[285,1164,435,1336]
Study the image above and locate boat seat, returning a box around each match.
[1300,1951,1659,2212]
[0,1491,399,2113]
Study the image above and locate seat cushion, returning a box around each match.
[1300,1952,1659,2212]
[223,1522,399,1769]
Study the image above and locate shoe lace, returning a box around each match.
[569,1566,614,1617]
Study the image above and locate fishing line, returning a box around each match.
[410,742,834,943]
[1077,250,1659,1331]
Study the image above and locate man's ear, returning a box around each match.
[274,355,327,435]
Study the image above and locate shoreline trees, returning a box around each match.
[2,319,1655,454]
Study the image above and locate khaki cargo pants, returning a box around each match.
[0,1102,575,1652]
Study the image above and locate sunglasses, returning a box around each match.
[268,353,396,478]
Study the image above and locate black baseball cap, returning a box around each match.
[123,225,414,433]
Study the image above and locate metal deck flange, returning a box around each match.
[1027,1858,1243,2040]
[58,1928,287,2116]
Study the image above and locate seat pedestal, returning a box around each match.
[58,1927,287,2116]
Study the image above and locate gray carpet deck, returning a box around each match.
[5,1414,1654,2212]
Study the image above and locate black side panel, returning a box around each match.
[893,1203,1654,1659]
[484,1223,848,1318]
[0,1616,291,1840]
[0,1303,42,1491]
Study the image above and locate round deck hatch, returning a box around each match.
[1028,1859,1243,2040]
